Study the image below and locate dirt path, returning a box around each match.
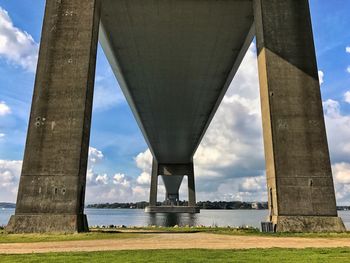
[1,233,350,254]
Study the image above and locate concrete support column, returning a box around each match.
[253,0,345,232]
[149,158,159,207]
[145,162,199,213]
[6,0,101,233]
[162,175,184,205]
[188,163,196,207]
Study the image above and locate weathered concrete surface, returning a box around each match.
[274,216,346,233]
[158,164,194,177]
[6,214,88,233]
[6,0,100,233]
[254,0,345,232]
[187,164,196,207]
[149,158,159,207]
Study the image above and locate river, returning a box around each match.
[1,208,350,230]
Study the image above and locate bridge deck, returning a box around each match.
[99,0,254,163]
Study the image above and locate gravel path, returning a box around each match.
[1,232,350,254]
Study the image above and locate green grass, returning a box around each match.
[1,248,350,262]
[0,230,145,243]
[96,226,350,238]
[193,227,350,238]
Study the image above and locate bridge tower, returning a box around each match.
[6,0,101,233]
[253,0,344,232]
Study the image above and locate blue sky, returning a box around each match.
[0,1,349,204]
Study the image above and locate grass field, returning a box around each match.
[131,226,350,238]
[0,227,349,243]
[1,248,350,262]
[1,228,350,262]
[0,230,145,243]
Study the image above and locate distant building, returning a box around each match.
[251,202,259,209]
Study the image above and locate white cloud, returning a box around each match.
[318,70,324,85]
[344,91,350,104]
[0,101,10,139]
[239,176,266,193]
[86,168,96,185]
[133,149,167,201]
[132,185,148,199]
[136,172,151,185]
[135,149,152,172]
[130,150,151,194]
[192,43,265,198]
[195,176,267,202]
[86,146,105,186]
[323,99,350,163]
[0,7,38,71]
[95,174,108,185]
[0,160,22,202]
[85,147,153,203]
[88,147,103,164]
[332,163,350,204]
[347,66,350,74]
[346,46,350,53]
[0,147,107,202]
[323,99,340,117]
[0,101,11,116]
[113,173,130,187]
[322,97,350,204]
[333,163,350,184]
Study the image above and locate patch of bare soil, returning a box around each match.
[1,232,350,254]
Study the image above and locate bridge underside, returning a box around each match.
[7,0,346,233]
[99,0,254,164]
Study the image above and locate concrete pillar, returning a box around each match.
[253,0,345,232]
[162,175,184,205]
[149,158,158,207]
[145,162,199,213]
[6,0,101,233]
[188,163,196,207]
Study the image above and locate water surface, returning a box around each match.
[1,208,349,230]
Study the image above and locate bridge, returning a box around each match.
[6,0,345,233]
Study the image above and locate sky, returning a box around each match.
[0,1,349,205]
